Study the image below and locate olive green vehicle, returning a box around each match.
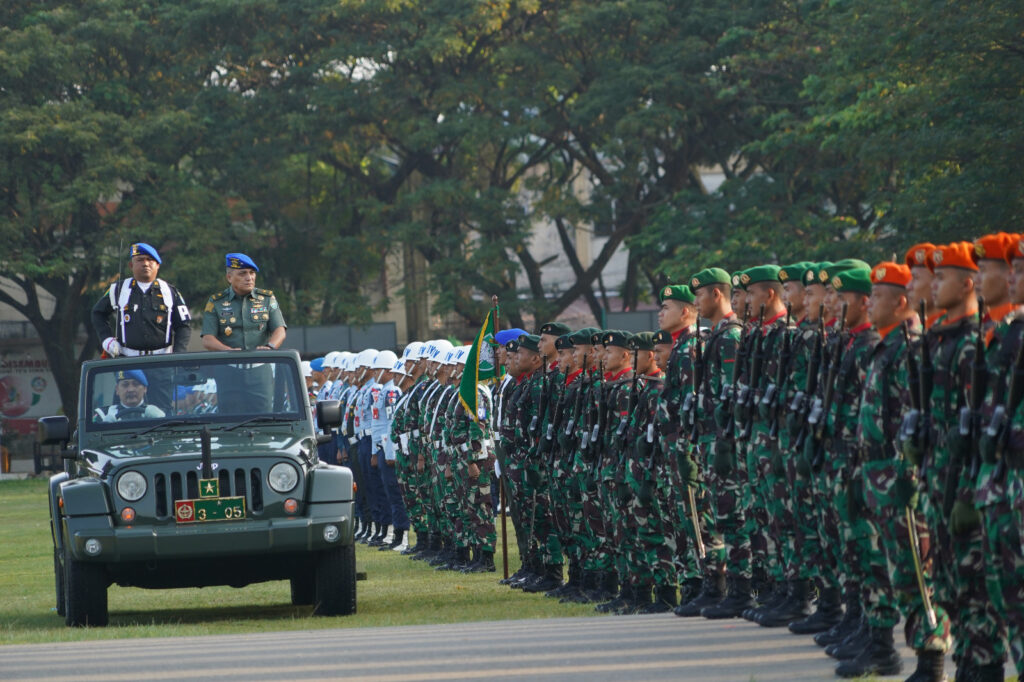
[39,350,354,627]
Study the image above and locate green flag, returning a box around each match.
[459,306,497,421]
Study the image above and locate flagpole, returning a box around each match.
[492,294,509,580]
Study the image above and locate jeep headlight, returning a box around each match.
[268,463,299,493]
[116,471,147,502]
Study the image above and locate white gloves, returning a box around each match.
[102,337,122,357]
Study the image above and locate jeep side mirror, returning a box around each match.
[38,416,70,446]
[316,400,342,430]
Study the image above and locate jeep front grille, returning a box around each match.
[153,466,266,519]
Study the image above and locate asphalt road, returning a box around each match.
[0,614,928,681]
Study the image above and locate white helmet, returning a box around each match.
[301,361,313,378]
[373,350,398,369]
[402,341,424,361]
[417,339,439,360]
[391,359,407,376]
[354,349,378,368]
[455,345,471,365]
[323,351,342,368]
[202,379,217,393]
[429,340,454,361]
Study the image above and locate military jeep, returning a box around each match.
[39,350,354,627]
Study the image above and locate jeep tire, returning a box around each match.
[53,547,66,617]
[290,572,315,606]
[64,544,108,627]
[313,544,356,616]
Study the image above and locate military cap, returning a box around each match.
[554,334,574,350]
[628,332,656,351]
[116,369,148,386]
[741,264,782,286]
[1008,235,1024,263]
[602,330,633,348]
[689,267,731,291]
[539,321,572,337]
[904,243,938,269]
[129,242,162,265]
[870,262,912,288]
[779,262,813,284]
[831,268,872,296]
[495,328,527,345]
[821,259,871,283]
[731,270,747,290]
[517,333,542,353]
[804,262,833,286]
[226,252,259,272]
[590,330,604,345]
[972,233,1013,263]
[932,242,978,272]
[504,339,520,352]
[309,357,325,372]
[652,329,674,345]
[568,328,594,345]
[658,284,695,304]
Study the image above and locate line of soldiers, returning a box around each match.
[312,236,1024,682]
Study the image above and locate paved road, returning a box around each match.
[0,614,930,681]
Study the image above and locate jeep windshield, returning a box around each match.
[85,356,306,434]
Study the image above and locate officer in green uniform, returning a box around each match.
[200,253,287,412]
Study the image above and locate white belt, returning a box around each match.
[121,346,172,357]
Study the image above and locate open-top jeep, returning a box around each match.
[39,350,354,627]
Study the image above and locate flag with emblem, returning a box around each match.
[459,305,497,422]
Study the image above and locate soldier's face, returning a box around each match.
[658,300,686,333]
[653,344,672,370]
[557,348,575,372]
[782,282,805,314]
[731,288,746,313]
[1011,260,1024,304]
[977,260,1009,305]
[932,268,974,310]
[572,344,590,369]
[116,379,146,407]
[226,268,257,296]
[868,285,904,329]
[804,284,826,320]
[636,350,655,375]
[131,255,159,283]
[539,334,557,359]
[840,292,868,327]
[907,266,934,311]
[603,346,628,373]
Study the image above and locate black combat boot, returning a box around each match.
[674,571,726,617]
[523,564,564,593]
[585,570,618,603]
[744,580,786,622]
[368,524,390,547]
[511,556,543,589]
[702,575,756,619]
[401,531,423,555]
[815,596,862,647]
[789,586,843,635]
[547,561,579,598]
[596,583,631,613]
[638,585,678,614]
[562,570,596,604]
[904,650,945,682]
[357,521,374,543]
[956,662,1004,682]
[615,582,652,615]
[678,577,702,606]
[381,528,404,550]
[429,539,455,567]
[835,626,902,677]
[464,548,496,573]
[758,579,813,627]
[451,545,474,571]
[827,615,870,659]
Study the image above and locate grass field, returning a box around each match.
[0,479,596,645]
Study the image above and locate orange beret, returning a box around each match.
[931,242,979,272]
[1007,234,1024,263]
[870,262,912,288]
[905,243,937,270]
[972,232,1013,263]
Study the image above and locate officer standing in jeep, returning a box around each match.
[200,253,287,412]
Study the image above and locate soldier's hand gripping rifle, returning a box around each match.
[944,299,986,516]
[738,304,767,441]
[765,303,793,440]
[899,319,925,464]
[809,301,848,472]
[792,304,825,451]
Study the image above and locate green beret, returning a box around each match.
[539,321,572,337]
[601,330,633,348]
[628,332,656,351]
[732,270,747,290]
[831,268,872,296]
[569,328,594,345]
[779,262,813,284]
[658,284,695,304]
[555,334,574,350]
[804,261,833,286]
[590,330,604,345]
[504,339,520,352]
[741,264,782,286]
[822,258,871,283]
[689,267,732,291]
[652,329,674,345]
[517,334,541,353]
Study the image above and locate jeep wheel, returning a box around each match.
[53,548,65,617]
[290,573,315,606]
[64,545,108,627]
[313,544,356,616]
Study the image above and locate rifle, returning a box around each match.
[918,300,935,476]
[992,326,1024,482]
[688,335,705,445]
[810,301,848,471]
[529,354,550,438]
[567,354,589,437]
[739,304,767,440]
[945,299,985,515]
[617,346,641,443]
[792,304,825,451]
[720,304,752,440]
[765,303,793,440]
[590,356,606,447]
